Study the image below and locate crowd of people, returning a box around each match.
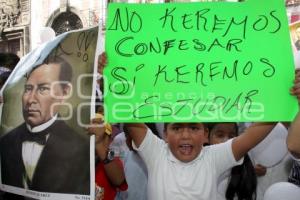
[0,50,299,200]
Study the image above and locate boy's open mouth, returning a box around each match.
[179,144,193,155]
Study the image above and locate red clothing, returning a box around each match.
[95,158,127,200]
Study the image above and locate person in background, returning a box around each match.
[0,71,11,90]
[208,122,257,200]
[88,115,127,200]
[115,125,148,200]
[0,52,19,90]
[287,68,300,186]
[263,69,300,200]
[0,53,19,71]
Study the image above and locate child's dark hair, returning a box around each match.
[163,123,208,131]
[208,123,257,200]
[226,154,257,200]
[207,122,238,136]
[145,123,161,138]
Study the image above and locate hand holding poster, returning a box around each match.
[105,0,297,122]
[0,27,98,200]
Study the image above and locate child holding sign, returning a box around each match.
[121,122,275,199]
[89,53,300,200]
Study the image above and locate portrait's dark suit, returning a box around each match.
[0,120,90,196]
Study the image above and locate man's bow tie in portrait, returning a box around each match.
[22,130,48,145]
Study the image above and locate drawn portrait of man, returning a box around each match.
[0,56,90,196]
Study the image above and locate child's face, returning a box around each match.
[209,123,237,145]
[164,123,208,163]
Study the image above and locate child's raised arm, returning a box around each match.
[232,122,276,161]
[124,123,148,148]
[232,69,300,161]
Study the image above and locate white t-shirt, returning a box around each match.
[216,170,231,200]
[133,129,243,200]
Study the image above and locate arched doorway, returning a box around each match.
[50,11,83,35]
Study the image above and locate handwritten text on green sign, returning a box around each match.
[105,0,297,122]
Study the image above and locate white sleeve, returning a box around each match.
[132,128,165,170]
[210,139,244,176]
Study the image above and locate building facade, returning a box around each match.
[0,0,103,57]
[0,0,30,57]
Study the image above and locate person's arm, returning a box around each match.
[95,135,126,186]
[287,69,300,158]
[232,122,276,161]
[102,159,125,186]
[88,118,126,186]
[254,164,267,177]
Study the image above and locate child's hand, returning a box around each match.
[95,134,110,160]
[291,69,300,103]
[254,164,267,176]
[87,117,112,160]
[87,118,105,143]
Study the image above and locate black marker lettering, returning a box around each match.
[242,61,253,75]
[209,61,222,81]
[149,37,162,54]
[269,10,281,33]
[109,67,130,95]
[208,39,225,52]
[159,8,177,32]
[176,65,190,84]
[115,37,134,57]
[154,65,174,86]
[242,89,259,113]
[178,40,189,50]
[195,63,207,86]
[193,39,206,51]
[212,15,226,33]
[260,58,275,77]
[195,8,210,31]
[223,16,248,39]
[223,60,238,81]
[226,39,243,52]
[163,39,176,55]
[130,11,143,33]
[182,13,193,30]
[253,15,268,31]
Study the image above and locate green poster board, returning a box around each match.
[105,0,297,122]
